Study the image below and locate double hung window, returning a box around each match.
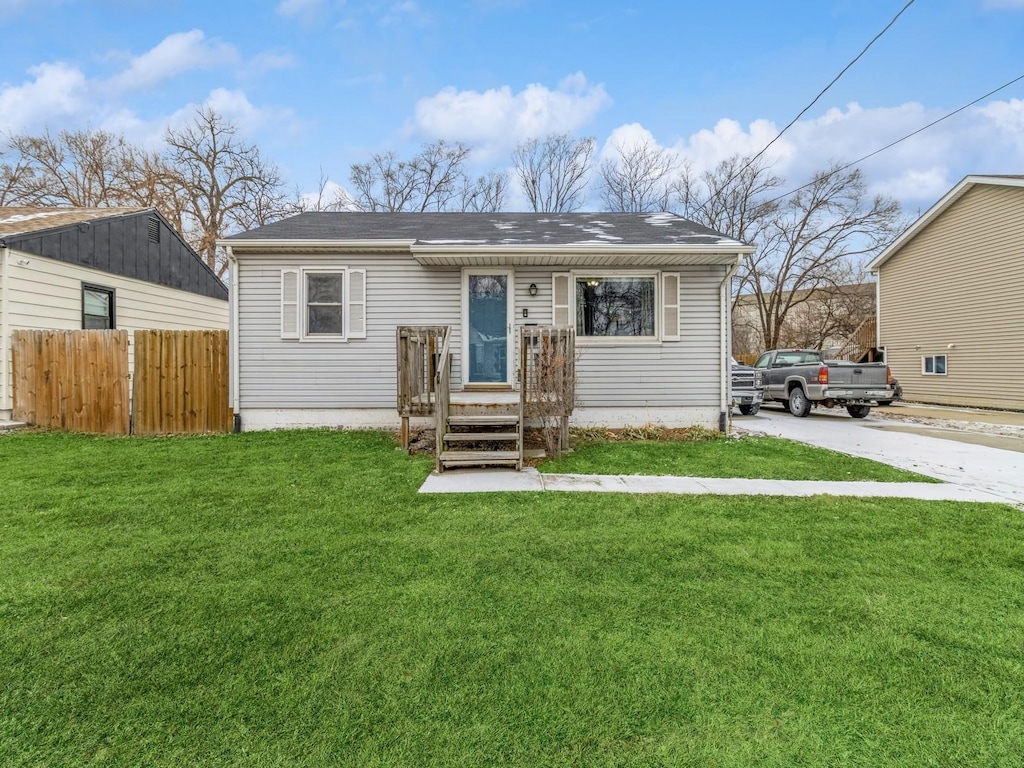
[280,267,366,341]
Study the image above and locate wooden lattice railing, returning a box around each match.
[520,326,576,453]
[396,325,449,448]
[434,330,452,472]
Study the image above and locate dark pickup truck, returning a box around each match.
[753,349,895,418]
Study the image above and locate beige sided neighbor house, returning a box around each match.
[0,207,229,420]
[867,175,1024,410]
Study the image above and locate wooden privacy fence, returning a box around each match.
[133,330,232,435]
[12,329,231,435]
[12,330,131,435]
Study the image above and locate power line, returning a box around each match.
[763,71,1024,205]
[735,0,917,182]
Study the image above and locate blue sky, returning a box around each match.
[1,0,1023,213]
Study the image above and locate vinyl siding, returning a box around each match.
[0,248,228,413]
[878,183,1024,409]
[237,253,725,410]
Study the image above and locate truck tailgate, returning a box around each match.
[825,362,888,387]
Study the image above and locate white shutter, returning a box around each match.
[281,269,299,339]
[347,268,366,339]
[552,273,572,327]
[662,272,680,341]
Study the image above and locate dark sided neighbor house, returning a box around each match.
[222,212,754,463]
[0,207,229,419]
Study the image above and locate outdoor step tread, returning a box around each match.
[447,415,519,426]
[444,432,520,441]
[440,450,520,461]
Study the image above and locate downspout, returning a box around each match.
[227,246,241,432]
[719,255,742,433]
[1,246,9,416]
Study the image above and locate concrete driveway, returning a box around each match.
[734,404,1024,506]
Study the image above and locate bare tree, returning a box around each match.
[458,170,508,212]
[348,140,473,212]
[163,107,296,276]
[598,139,679,212]
[2,128,168,209]
[511,133,595,213]
[681,157,901,351]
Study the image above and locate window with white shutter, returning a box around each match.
[281,269,299,339]
[661,272,680,341]
[552,273,571,326]
[281,266,367,342]
[348,269,366,339]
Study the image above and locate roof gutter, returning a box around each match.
[218,239,417,252]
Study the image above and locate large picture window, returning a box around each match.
[82,284,115,329]
[575,276,656,338]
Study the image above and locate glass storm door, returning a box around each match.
[464,269,513,385]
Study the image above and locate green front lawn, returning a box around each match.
[539,433,937,481]
[1,430,1021,767]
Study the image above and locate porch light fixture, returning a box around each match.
[529,283,538,296]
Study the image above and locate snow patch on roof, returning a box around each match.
[644,213,677,227]
[0,211,67,225]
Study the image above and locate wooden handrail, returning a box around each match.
[433,328,452,472]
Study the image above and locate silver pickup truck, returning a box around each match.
[753,349,894,418]
[731,359,764,415]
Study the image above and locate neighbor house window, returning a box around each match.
[922,354,947,375]
[575,275,656,338]
[82,284,115,329]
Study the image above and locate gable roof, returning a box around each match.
[867,175,1024,271]
[0,207,147,238]
[0,207,227,301]
[225,211,751,248]
[223,212,754,267]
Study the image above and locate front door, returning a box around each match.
[463,269,513,386]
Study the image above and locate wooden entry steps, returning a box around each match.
[438,406,522,471]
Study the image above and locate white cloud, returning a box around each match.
[109,30,238,92]
[625,99,1024,208]
[0,61,88,132]
[412,72,611,153]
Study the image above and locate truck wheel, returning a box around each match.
[788,387,811,417]
[847,405,871,419]
[739,403,760,416]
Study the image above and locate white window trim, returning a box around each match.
[568,269,666,345]
[301,268,347,342]
[921,354,948,376]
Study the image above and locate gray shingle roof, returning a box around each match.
[225,212,746,248]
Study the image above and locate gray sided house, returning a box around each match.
[224,212,753,436]
[0,207,229,419]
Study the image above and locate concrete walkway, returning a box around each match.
[419,467,1012,504]
[0,419,26,432]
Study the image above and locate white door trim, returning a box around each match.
[461,267,515,387]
